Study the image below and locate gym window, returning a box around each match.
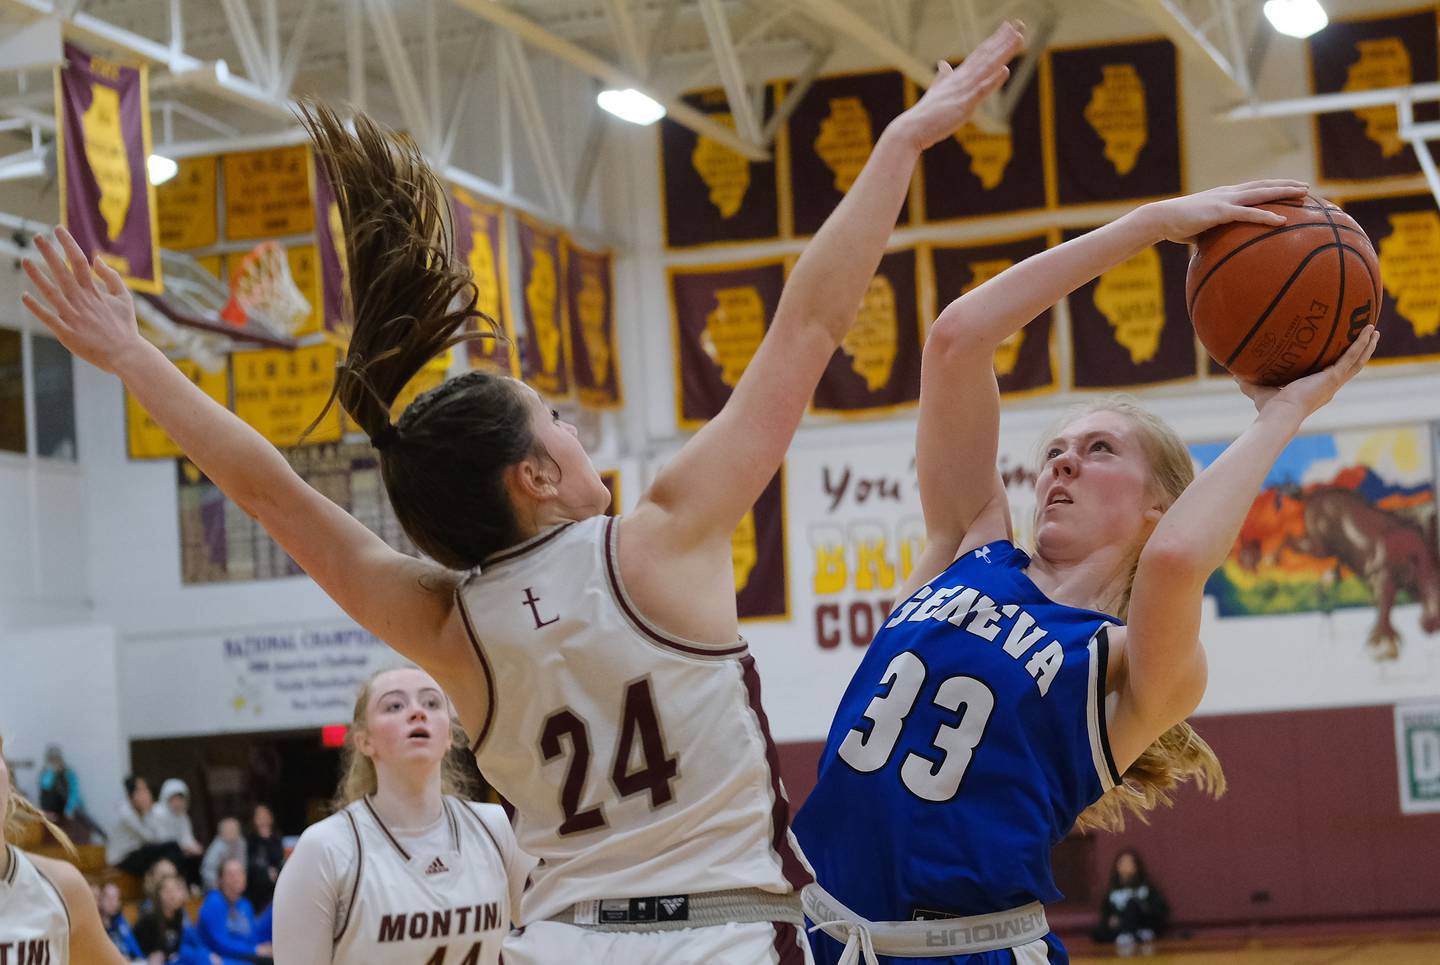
[0,325,77,462]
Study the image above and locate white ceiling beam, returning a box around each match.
[500,33,572,223]
[601,0,645,76]
[275,0,318,97]
[219,0,274,89]
[787,0,934,87]
[261,0,279,86]
[346,0,366,112]
[678,3,793,92]
[1134,0,1250,99]
[1221,82,1440,120]
[698,0,763,145]
[448,0,769,161]
[362,0,438,153]
[762,41,832,144]
[439,31,488,167]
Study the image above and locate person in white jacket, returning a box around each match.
[150,779,204,888]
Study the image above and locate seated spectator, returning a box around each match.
[38,744,105,845]
[196,859,272,965]
[96,880,146,961]
[151,779,204,887]
[1092,849,1170,956]
[200,818,247,893]
[244,804,283,913]
[135,873,214,965]
[140,858,181,916]
[110,777,187,878]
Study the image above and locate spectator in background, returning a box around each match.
[244,804,283,913]
[196,859,272,965]
[140,858,181,916]
[1093,849,1170,956]
[135,873,213,965]
[96,880,146,961]
[151,779,204,888]
[38,744,105,845]
[200,818,247,893]
[110,777,185,877]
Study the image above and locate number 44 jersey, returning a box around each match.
[794,540,1124,922]
[457,516,812,925]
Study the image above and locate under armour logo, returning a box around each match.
[424,856,449,875]
[974,546,992,563]
[522,587,559,629]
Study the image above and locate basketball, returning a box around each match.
[1186,195,1382,386]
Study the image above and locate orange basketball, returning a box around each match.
[1186,195,1381,386]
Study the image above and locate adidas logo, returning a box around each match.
[658,896,688,921]
[424,857,449,876]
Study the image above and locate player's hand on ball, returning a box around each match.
[1146,180,1311,245]
[891,21,1024,152]
[20,226,147,376]
[1236,324,1379,416]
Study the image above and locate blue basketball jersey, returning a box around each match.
[795,540,1123,926]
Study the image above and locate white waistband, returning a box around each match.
[802,883,1049,961]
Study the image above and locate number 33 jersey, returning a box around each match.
[794,541,1124,922]
[457,516,811,925]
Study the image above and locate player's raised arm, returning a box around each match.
[21,229,458,669]
[636,22,1025,554]
[1113,327,1378,767]
[905,180,1311,592]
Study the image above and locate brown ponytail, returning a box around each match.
[297,101,543,569]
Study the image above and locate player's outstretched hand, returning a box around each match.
[1146,180,1311,245]
[890,20,1025,152]
[1236,324,1379,417]
[21,226,148,375]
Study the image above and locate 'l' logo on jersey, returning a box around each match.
[522,587,559,629]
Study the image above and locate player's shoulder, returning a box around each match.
[453,800,517,845]
[26,852,86,907]
[291,805,364,859]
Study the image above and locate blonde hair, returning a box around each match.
[1034,397,1226,832]
[2,736,78,859]
[334,667,475,808]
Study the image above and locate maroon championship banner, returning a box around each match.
[812,247,923,416]
[787,70,910,236]
[669,257,786,428]
[1342,192,1440,363]
[922,58,1047,221]
[600,468,621,516]
[1309,8,1440,183]
[735,467,788,621]
[1048,38,1182,206]
[56,42,161,293]
[932,233,1057,396]
[516,214,570,398]
[451,188,518,376]
[312,160,351,343]
[661,86,782,248]
[1065,228,1196,389]
[564,240,622,408]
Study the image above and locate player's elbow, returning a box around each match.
[924,309,997,367]
[1137,535,1211,587]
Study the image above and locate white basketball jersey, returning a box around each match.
[457,516,812,925]
[0,846,69,965]
[331,797,512,965]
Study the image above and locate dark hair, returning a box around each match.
[296,101,538,569]
[1108,849,1150,890]
[124,775,146,798]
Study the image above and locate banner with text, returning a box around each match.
[564,240,622,408]
[812,247,923,416]
[451,189,518,375]
[516,214,570,397]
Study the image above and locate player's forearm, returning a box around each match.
[114,340,305,514]
[771,123,921,345]
[1141,404,1305,577]
[931,204,1166,352]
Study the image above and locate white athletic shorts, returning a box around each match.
[502,920,814,964]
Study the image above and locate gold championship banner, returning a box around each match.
[920,57,1047,221]
[735,467,788,621]
[451,189,518,375]
[1309,7,1440,183]
[1046,37,1182,206]
[231,342,344,447]
[564,240,623,409]
[223,145,314,240]
[1064,228,1196,389]
[56,42,161,293]
[516,214,571,398]
[787,70,910,236]
[668,256,786,428]
[931,233,1058,397]
[125,361,229,460]
[812,247,923,416]
[661,87,783,248]
[1342,192,1440,364]
[156,156,218,250]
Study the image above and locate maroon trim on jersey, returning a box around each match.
[455,575,498,754]
[602,516,749,659]
[2,845,16,885]
[442,797,463,854]
[362,796,412,862]
[739,655,813,892]
[481,522,575,569]
[452,799,504,860]
[771,922,807,964]
[335,808,364,943]
[28,854,71,931]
